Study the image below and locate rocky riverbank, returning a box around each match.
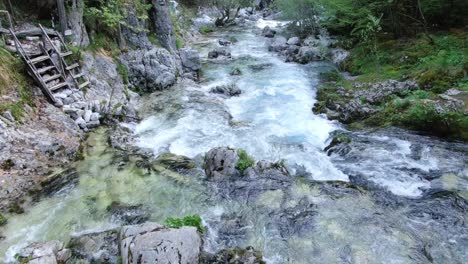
[258,22,467,141]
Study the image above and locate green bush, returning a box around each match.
[235,149,255,172]
[165,215,205,233]
[116,63,129,84]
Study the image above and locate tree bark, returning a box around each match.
[56,0,68,35]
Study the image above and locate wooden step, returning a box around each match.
[43,74,62,82]
[66,63,79,70]
[30,55,50,64]
[37,66,55,74]
[49,82,68,91]
[61,51,73,57]
[78,81,90,89]
[73,72,85,79]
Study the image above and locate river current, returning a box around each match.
[1,20,467,263]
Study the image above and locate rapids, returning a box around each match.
[1,20,467,263]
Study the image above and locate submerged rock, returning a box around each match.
[154,153,197,170]
[68,228,120,263]
[219,38,232,46]
[208,48,232,59]
[120,222,202,264]
[107,201,149,225]
[248,63,274,72]
[210,83,242,97]
[18,240,71,264]
[201,246,265,264]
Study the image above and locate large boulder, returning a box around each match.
[295,46,321,64]
[268,36,287,52]
[179,48,202,72]
[120,48,179,93]
[204,147,239,179]
[120,222,202,264]
[261,26,276,38]
[121,4,151,49]
[287,37,300,46]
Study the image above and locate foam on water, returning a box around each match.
[135,26,348,181]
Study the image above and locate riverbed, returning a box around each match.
[1,20,467,263]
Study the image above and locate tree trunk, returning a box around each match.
[66,0,90,46]
[56,0,68,35]
[150,0,177,52]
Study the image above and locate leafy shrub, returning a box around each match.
[235,149,255,172]
[165,215,205,233]
[0,213,6,226]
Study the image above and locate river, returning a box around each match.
[1,20,467,263]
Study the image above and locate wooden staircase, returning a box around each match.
[9,29,68,105]
[1,10,90,106]
[39,24,90,91]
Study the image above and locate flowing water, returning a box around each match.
[1,21,467,263]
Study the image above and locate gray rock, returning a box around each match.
[150,0,177,52]
[230,67,242,76]
[120,222,202,264]
[219,38,232,46]
[262,26,276,38]
[268,36,287,52]
[120,48,178,93]
[17,240,70,264]
[121,4,151,49]
[75,117,87,129]
[208,48,232,59]
[179,48,202,71]
[83,110,92,122]
[86,120,100,128]
[204,147,239,179]
[287,37,300,46]
[248,63,274,72]
[201,246,265,264]
[211,84,242,97]
[69,228,120,263]
[295,46,321,63]
[64,107,81,120]
[2,111,14,122]
[90,112,100,121]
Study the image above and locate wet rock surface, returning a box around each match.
[68,228,120,263]
[314,80,419,123]
[210,83,242,97]
[120,48,179,93]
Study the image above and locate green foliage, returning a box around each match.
[176,37,184,49]
[345,33,467,92]
[199,26,214,34]
[165,215,205,233]
[0,47,32,121]
[87,33,121,56]
[275,0,320,36]
[236,149,255,172]
[116,63,129,84]
[0,213,7,226]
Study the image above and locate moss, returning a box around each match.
[164,215,205,233]
[116,63,129,84]
[0,213,7,226]
[199,26,214,34]
[8,202,24,214]
[176,37,184,49]
[235,149,255,172]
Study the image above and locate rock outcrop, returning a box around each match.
[17,240,71,264]
[314,80,419,123]
[120,222,202,264]
[204,147,240,179]
[120,48,179,93]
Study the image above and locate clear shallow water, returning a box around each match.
[1,21,467,264]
